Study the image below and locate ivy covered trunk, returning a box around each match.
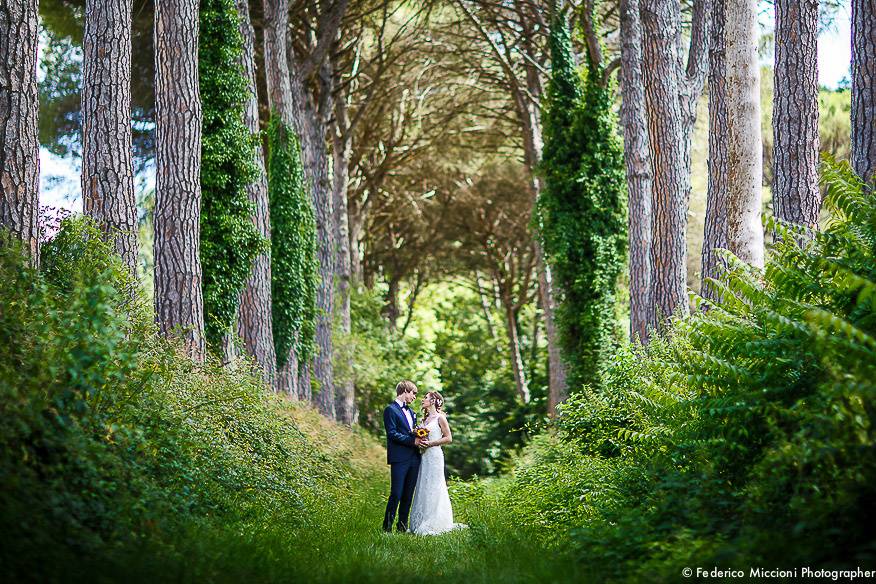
[772,0,820,230]
[724,0,764,269]
[234,0,276,384]
[153,0,205,360]
[199,0,265,355]
[640,0,709,323]
[538,10,627,392]
[81,0,137,273]
[702,0,728,302]
[0,0,40,264]
[852,0,876,183]
[263,0,318,399]
[620,0,654,341]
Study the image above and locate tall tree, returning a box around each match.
[199,0,265,356]
[331,81,356,424]
[701,0,728,301]
[153,0,205,360]
[81,0,138,272]
[285,0,351,419]
[724,0,764,268]
[620,0,654,341]
[0,0,40,263]
[640,0,710,323]
[852,0,875,182]
[773,0,820,230]
[454,0,568,409]
[539,6,627,392]
[234,0,276,384]
[263,0,319,398]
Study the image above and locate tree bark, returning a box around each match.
[620,0,654,341]
[852,0,876,182]
[263,0,299,396]
[641,0,710,324]
[702,0,728,301]
[724,0,764,268]
[153,0,205,361]
[235,0,276,386]
[773,0,820,230]
[81,0,138,273]
[332,83,356,425]
[288,47,335,419]
[0,0,40,263]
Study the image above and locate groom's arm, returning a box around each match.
[384,407,416,447]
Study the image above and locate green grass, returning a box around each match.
[77,469,579,583]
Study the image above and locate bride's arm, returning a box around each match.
[433,414,453,446]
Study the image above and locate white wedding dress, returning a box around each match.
[409,417,467,535]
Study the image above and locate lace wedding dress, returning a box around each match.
[409,417,467,535]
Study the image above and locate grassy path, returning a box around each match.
[102,471,580,583]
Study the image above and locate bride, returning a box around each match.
[409,391,466,535]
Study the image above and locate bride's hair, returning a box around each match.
[422,391,445,417]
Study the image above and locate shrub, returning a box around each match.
[0,217,359,580]
[495,161,876,579]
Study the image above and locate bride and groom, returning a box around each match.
[382,380,465,535]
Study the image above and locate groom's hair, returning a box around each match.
[396,380,417,395]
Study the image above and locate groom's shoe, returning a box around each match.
[396,522,408,533]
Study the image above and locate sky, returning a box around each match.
[38,3,854,213]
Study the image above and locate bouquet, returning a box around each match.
[413,425,429,453]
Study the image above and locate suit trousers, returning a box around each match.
[383,455,420,531]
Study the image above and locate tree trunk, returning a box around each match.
[620,0,654,341]
[263,0,298,396]
[641,0,710,323]
[501,292,530,403]
[288,49,335,419]
[235,0,276,386]
[773,0,820,230]
[153,0,205,361]
[702,0,728,301]
[519,97,568,412]
[724,0,764,268]
[81,0,137,273]
[852,0,876,183]
[332,86,356,425]
[0,0,40,263]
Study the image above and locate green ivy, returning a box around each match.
[267,115,319,369]
[199,0,267,350]
[537,8,628,391]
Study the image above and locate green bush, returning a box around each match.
[494,161,876,579]
[0,217,353,580]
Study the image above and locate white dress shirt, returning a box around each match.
[396,398,414,430]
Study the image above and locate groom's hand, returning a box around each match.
[415,437,429,447]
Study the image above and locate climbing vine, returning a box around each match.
[199,0,266,351]
[537,9,628,391]
[267,115,319,369]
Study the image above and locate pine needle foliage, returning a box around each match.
[199,0,266,350]
[537,8,628,392]
[267,115,319,369]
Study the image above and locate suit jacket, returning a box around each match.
[384,401,421,465]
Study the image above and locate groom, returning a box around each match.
[382,380,429,533]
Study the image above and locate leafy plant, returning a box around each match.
[199,0,267,351]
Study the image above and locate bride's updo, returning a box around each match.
[423,391,445,416]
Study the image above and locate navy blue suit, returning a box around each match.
[383,401,421,532]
